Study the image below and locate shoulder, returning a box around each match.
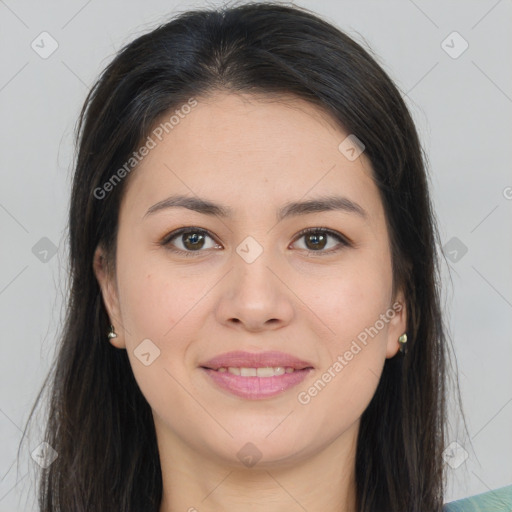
[443,484,512,511]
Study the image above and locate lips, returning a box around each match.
[200,350,313,371]
[200,351,314,400]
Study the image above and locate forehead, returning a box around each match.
[120,91,380,221]
[152,91,355,163]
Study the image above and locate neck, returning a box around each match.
[157,420,359,512]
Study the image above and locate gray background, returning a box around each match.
[1,0,511,510]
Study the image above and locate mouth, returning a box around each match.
[199,351,314,400]
[200,350,313,371]
[210,366,300,376]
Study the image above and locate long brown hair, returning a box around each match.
[25,2,461,510]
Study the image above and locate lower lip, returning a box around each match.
[202,368,312,400]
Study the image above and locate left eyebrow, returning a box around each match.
[277,195,367,222]
[143,194,368,221]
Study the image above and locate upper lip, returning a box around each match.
[200,351,313,370]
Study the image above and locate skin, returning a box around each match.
[93,91,407,512]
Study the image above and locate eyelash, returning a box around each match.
[159,226,351,258]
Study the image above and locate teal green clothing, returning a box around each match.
[443,484,512,511]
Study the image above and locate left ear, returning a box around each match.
[385,289,408,358]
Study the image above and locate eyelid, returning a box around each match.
[159,226,351,256]
[160,226,213,246]
[291,226,352,251]
[159,226,220,257]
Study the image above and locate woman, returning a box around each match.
[25,2,511,511]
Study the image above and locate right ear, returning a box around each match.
[92,245,126,349]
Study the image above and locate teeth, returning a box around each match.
[257,367,283,377]
[218,366,295,377]
[240,367,257,377]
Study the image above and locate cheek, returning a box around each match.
[116,263,206,417]
[116,248,209,341]
[308,246,393,340]
[300,249,393,395]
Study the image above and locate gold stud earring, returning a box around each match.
[398,333,407,353]
[108,325,117,340]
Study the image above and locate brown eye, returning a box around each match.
[292,228,350,254]
[304,231,328,250]
[162,227,221,256]
[181,231,206,250]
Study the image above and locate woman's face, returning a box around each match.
[94,91,406,468]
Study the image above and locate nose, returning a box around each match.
[215,250,295,333]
